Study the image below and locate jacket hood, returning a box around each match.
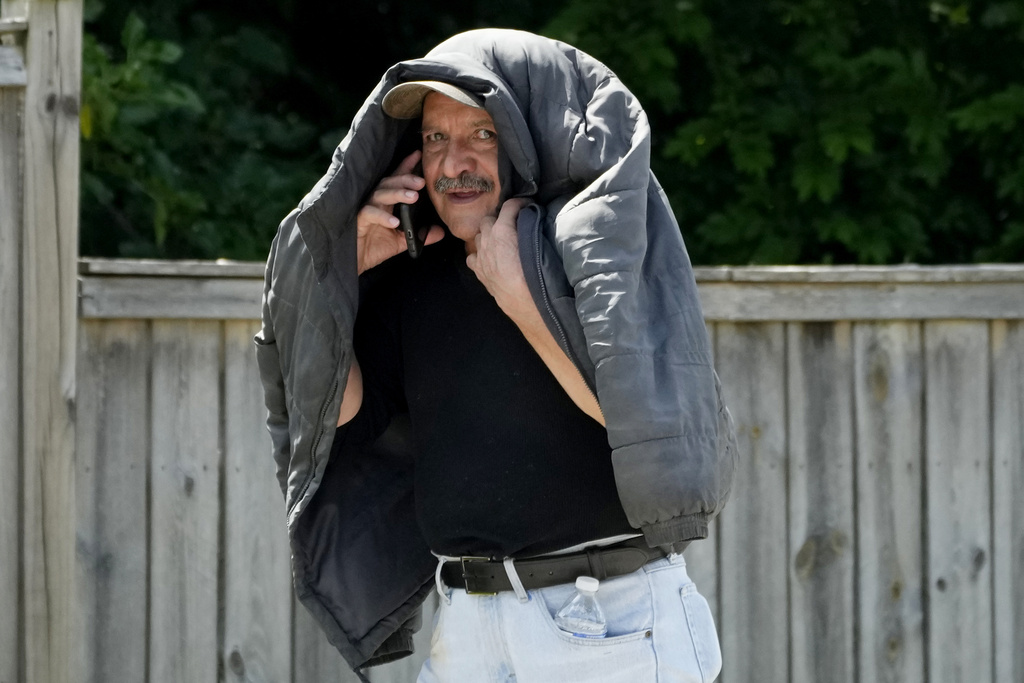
[292,28,649,325]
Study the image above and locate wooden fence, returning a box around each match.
[2,3,1021,681]
[63,259,1024,683]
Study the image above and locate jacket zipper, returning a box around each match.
[289,376,339,517]
[531,222,602,408]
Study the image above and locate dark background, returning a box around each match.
[80,0,1024,264]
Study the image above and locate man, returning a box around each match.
[256,28,736,683]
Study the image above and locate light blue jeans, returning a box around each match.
[416,553,722,683]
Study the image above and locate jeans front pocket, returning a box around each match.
[534,571,655,647]
[505,574,658,683]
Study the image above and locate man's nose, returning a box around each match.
[440,140,476,178]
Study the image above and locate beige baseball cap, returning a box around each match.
[382,80,483,119]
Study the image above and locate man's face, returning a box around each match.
[420,92,502,244]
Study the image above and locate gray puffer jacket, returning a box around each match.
[256,28,737,676]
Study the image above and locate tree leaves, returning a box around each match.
[80,5,320,258]
[546,0,1024,264]
[792,140,841,203]
[80,0,1024,264]
[951,84,1024,131]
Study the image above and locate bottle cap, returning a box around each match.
[575,576,599,592]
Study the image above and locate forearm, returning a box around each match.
[337,358,364,426]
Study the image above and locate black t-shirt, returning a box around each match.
[334,236,633,558]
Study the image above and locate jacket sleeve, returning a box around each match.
[255,226,292,497]
[254,208,350,521]
[543,53,737,547]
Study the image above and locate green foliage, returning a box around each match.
[544,0,1024,264]
[546,0,712,114]
[81,0,1024,263]
[81,1,325,259]
[81,10,205,252]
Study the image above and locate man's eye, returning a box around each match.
[477,129,495,140]
[423,132,444,143]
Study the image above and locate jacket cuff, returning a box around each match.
[362,627,415,667]
[641,513,709,548]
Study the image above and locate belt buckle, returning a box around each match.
[460,557,497,596]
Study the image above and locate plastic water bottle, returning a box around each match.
[554,576,607,638]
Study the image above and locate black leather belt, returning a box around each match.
[440,537,669,594]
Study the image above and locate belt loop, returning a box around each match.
[434,555,453,606]
[503,557,529,603]
[586,548,607,580]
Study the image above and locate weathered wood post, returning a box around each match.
[0,4,28,682]
[1,0,82,681]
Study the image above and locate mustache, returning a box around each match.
[434,172,494,194]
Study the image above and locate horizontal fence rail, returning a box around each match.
[68,260,1024,683]
[79,259,1024,321]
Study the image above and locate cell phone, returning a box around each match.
[397,203,423,259]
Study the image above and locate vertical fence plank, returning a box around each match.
[787,322,856,683]
[991,320,1023,683]
[0,62,24,683]
[0,21,25,683]
[149,320,222,682]
[223,321,292,682]
[853,322,925,683]
[21,1,82,681]
[75,320,150,683]
[924,321,992,683]
[686,324,719,628]
[715,322,788,683]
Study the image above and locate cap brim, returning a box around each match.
[382,81,483,119]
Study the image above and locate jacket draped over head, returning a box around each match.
[255,28,737,676]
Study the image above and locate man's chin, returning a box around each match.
[446,220,482,245]
[438,208,499,243]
